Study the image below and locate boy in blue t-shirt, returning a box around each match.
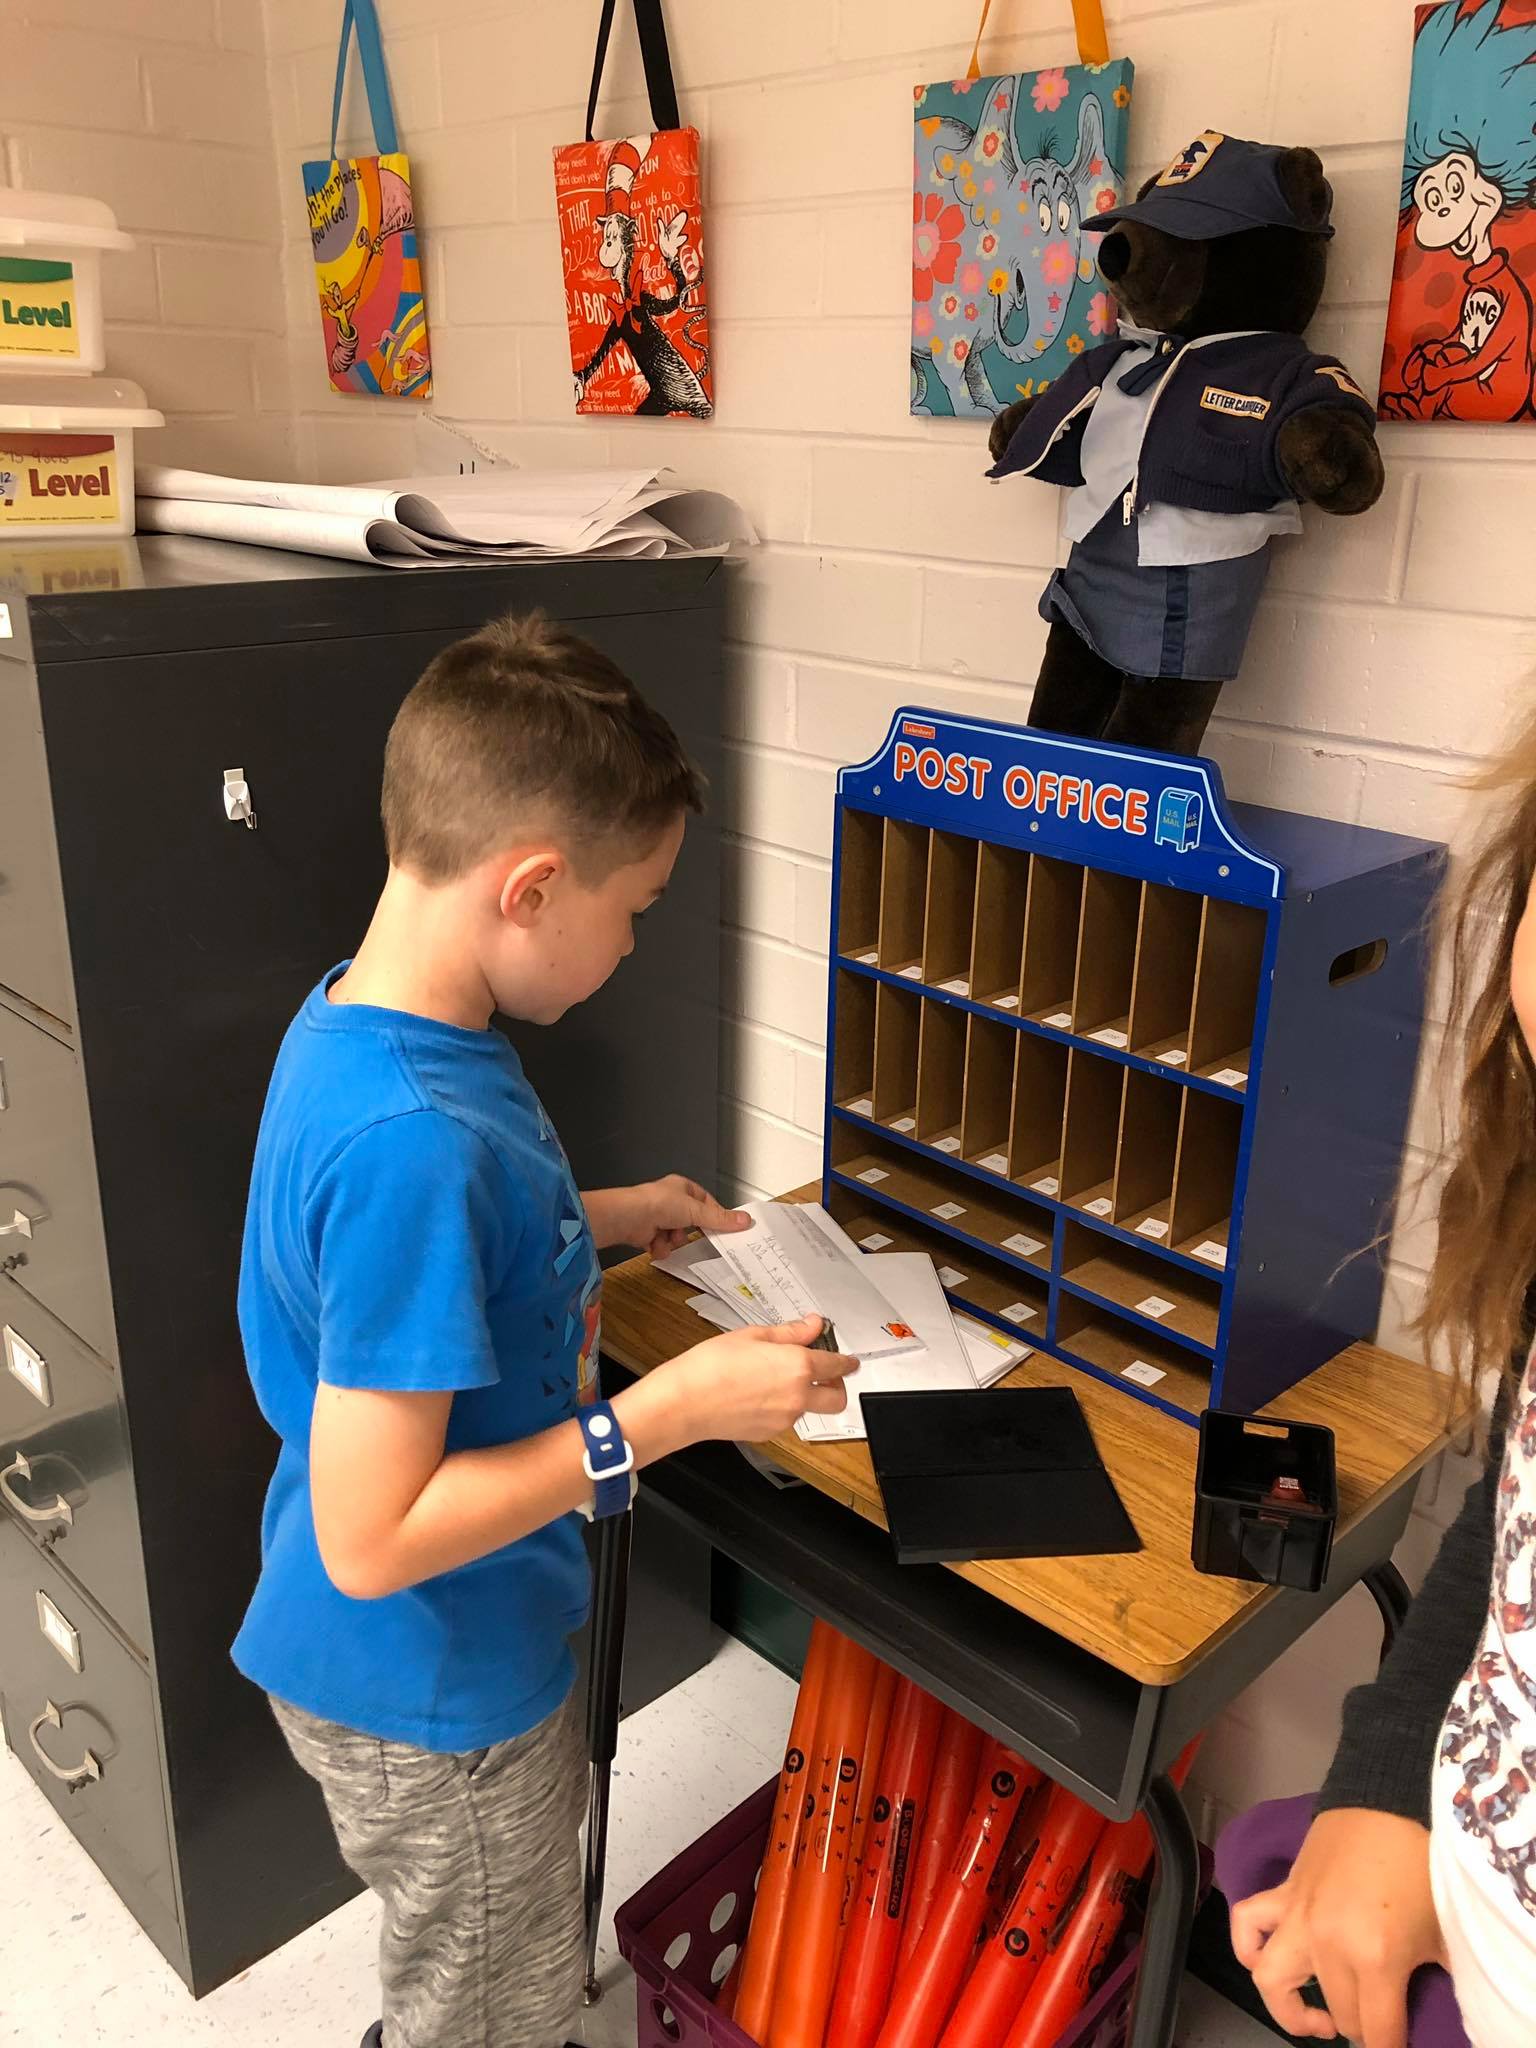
[232,612,854,2048]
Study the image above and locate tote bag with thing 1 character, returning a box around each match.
[912,0,1134,418]
[303,0,431,399]
[553,0,713,419]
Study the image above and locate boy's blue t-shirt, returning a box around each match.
[231,966,602,1753]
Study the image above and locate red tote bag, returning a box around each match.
[553,0,713,419]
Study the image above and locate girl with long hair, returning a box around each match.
[1225,704,1536,2046]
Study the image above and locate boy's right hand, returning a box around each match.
[663,1316,858,1445]
[1231,1808,1446,2048]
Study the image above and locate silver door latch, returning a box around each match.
[223,768,256,830]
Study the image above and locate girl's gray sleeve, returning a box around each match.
[1317,1409,1502,1827]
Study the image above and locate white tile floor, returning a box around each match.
[0,1634,1271,2046]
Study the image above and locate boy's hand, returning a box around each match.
[584,1175,750,1254]
[1231,1808,1445,2048]
[641,1175,750,1257]
[653,1315,857,1444]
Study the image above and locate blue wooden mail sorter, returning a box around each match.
[821,710,1443,1425]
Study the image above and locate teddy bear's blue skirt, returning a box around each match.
[1041,502,1271,683]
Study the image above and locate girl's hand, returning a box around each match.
[1231,1809,1446,2048]
[584,1176,750,1255]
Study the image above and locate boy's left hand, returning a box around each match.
[585,1176,751,1256]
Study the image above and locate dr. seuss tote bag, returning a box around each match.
[553,0,713,419]
[1379,0,1536,425]
[912,0,1133,417]
[304,0,431,399]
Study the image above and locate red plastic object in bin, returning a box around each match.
[613,1778,1213,2048]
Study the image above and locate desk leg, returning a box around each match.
[1126,1772,1201,2048]
[582,1507,634,2006]
[1363,1560,1412,1664]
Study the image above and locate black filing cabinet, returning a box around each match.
[0,538,725,1992]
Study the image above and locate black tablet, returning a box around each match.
[861,1387,1141,1565]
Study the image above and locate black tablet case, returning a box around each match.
[861,1388,1141,1565]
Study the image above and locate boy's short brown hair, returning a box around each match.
[382,610,705,883]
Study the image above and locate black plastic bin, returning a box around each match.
[1191,1411,1338,1590]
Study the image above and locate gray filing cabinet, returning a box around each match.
[0,537,725,1992]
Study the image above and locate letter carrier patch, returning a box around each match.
[1200,385,1271,420]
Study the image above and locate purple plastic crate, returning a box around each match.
[615,1777,1212,2048]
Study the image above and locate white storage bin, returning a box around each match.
[0,378,164,540]
[0,192,134,375]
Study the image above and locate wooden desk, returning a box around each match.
[598,1191,1454,2048]
[604,1227,1449,1687]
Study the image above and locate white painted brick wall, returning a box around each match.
[252,0,1526,1817]
[19,0,1520,1823]
[2,0,294,473]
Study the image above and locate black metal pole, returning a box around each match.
[1126,1770,1201,2048]
[1363,1559,1412,1666]
[582,1506,634,2006]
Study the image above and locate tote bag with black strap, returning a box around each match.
[553,0,714,419]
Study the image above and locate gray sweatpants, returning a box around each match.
[271,1691,587,2048]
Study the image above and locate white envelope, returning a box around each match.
[954,1314,1031,1387]
[653,1236,719,1284]
[703,1202,921,1361]
[795,1253,979,1441]
[686,1291,749,1332]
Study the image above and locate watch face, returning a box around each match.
[582,1407,633,1510]
[586,1413,618,1459]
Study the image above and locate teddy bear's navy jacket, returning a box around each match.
[988,329,1375,516]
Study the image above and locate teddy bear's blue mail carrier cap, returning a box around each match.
[1088,132,1336,243]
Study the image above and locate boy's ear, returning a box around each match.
[499,852,562,928]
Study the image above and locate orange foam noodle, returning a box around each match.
[733,1621,837,2041]
[895,1712,984,1974]
[767,1632,880,2048]
[875,1741,1040,2048]
[938,1783,1106,2048]
[827,1676,945,2048]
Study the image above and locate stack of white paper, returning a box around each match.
[650,1235,763,1330]
[655,1202,1032,1443]
[134,465,755,568]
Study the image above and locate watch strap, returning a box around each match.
[578,1399,635,1519]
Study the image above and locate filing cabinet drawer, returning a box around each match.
[0,1523,179,1961]
[0,997,115,1365]
[0,649,74,1029]
[0,1273,148,1653]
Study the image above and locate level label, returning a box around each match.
[0,257,79,358]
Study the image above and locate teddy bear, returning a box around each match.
[986,132,1384,757]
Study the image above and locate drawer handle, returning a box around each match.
[27,1699,102,1790]
[0,1451,72,1527]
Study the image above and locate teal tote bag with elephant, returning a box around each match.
[912,0,1134,417]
